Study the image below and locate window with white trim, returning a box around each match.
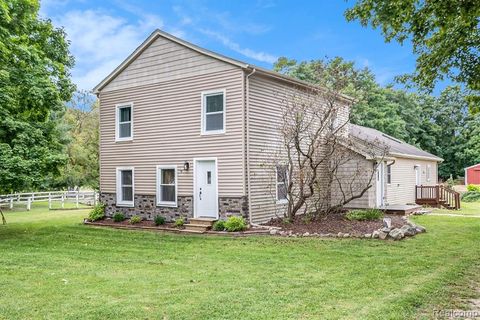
[157,165,177,207]
[386,164,392,184]
[276,165,288,202]
[116,168,134,207]
[116,103,133,141]
[202,90,225,134]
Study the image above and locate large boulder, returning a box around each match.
[415,225,426,233]
[400,224,416,236]
[372,230,380,239]
[378,231,389,240]
[383,217,392,229]
[389,228,405,240]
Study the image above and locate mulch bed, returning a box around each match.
[264,212,405,236]
[91,218,175,228]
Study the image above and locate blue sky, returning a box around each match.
[40,0,417,91]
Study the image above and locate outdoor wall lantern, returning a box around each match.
[183,161,190,171]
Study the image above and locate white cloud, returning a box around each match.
[50,9,163,90]
[199,29,277,64]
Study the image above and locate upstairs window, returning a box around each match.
[116,103,133,141]
[116,167,134,207]
[276,165,288,203]
[202,90,225,134]
[157,165,177,207]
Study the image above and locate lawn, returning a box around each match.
[431,200,480,216]
[1,205,480,319]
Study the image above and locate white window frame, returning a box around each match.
[276,165,288,204]
[116,167,134,207]
[115,102,134,142]
[156,165,178,207]
[201,89,226,135]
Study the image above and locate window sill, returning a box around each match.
[115,137,133,143]
[200,130,226,136]
[117,202,134,208]
[157,202,178,208]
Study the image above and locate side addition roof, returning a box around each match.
[349,124,443,162]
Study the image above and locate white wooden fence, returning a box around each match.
[0,191,98,211]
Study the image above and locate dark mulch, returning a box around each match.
[91,218,175,228]
[264,213,405,235]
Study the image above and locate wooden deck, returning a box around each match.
[415,185,460,210]
[378,204,423,215]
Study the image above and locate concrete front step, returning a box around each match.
[189,218,217,227]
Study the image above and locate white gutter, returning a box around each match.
[389,152,443,162]
[245,67,256,225]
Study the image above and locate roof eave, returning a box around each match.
[389,152,443,162]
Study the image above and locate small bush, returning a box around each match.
[224,216,247,232]
[174,218,184,227]
[154,215,166,226]
[212,220,226,231]
[346,209,384,221]
[88,204,105,221]
[113,212,126,222]
[466,184,480,192]
[461,191,480,202]
[129,215,141,224]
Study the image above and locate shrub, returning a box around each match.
[461,191,480,202]
[224,216,247,232]
[466,184,480,192]
[129,215,141,224]
[154,215,166,226]
[88,204,105,221]
[346,209,384,221]
[174,218,184,227]
[113,212,126,222]
[212,220,226,231]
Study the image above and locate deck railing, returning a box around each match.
[415,185,460,210]
[0,191,98,211]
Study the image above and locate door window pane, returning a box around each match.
[207,171,212,184]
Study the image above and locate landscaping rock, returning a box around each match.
[303,232,310,237]
[378,231,388,240]
[415,225,426,233]
[381,227,391,233]
[400,224,416,236]
[337,232,344,238]
[269,229,278,235]
[372,231,380,239]
[383,217,392,228]
[364,233,372,238]
[389,228,404,240]
[343,233,350,238]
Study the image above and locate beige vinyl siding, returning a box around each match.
[102,36,236,92]
[247,74,351,223]
[385,157,438,205]
[100,67,245,197]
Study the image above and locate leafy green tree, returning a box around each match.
[56,91,99,190]
[345,0,480,110]
[0,0,75,193]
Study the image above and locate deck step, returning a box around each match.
[188,218,217,227]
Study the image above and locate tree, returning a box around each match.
[345,0,480,109]
[55,91,99,190]
[267,62,388,221]
[0,0,75,193]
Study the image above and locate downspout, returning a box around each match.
[245,67,256,225]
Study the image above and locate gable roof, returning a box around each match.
[92,29,354,103]
[465,163,480,170]
[349,124,443,162]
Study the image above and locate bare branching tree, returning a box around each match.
[264,62,389,222]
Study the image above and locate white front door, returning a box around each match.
[376,162,385,207]
[194,160,218,218]
[415,165,421,185]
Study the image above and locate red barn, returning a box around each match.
[465,163,480,185]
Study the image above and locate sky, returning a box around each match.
[40,0,418,92]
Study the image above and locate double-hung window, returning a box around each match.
[202,90,225,134]
[157,165,177,207]
[116,167,134,207]
[276,165,288,203]
[116,103,133,141]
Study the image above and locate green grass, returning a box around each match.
[1,205,480,319]
[431,201,480,215]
